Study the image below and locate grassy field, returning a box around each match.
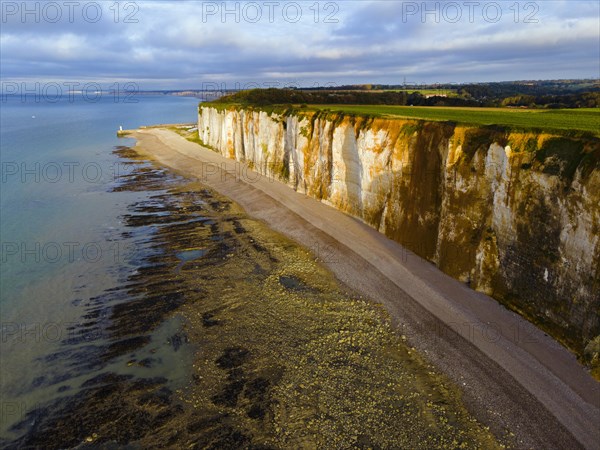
[305,105,600,135]
[374,89,459,97]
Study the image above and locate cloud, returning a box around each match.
[1,0,598,88]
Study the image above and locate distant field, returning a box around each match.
[306,105,600,135]
[374,89,459,97]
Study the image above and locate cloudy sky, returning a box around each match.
[1,0,599,89]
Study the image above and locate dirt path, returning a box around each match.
[127,128,599,449]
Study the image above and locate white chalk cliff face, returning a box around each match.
[198,106,600,359]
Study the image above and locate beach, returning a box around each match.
[7,141,499,449]
[123,126,600,449]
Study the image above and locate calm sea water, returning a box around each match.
[0,94,200,435]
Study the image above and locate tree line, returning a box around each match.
[213,82,599,109]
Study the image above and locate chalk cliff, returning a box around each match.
[198,106,600,367]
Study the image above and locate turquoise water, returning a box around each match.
[0,94,199,435]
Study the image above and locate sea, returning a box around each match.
[0,93,200,438]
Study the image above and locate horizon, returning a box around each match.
[2,78,598,96]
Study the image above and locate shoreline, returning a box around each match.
[124,126,599,449]
[6,143,502,448]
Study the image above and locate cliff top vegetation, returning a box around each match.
[208,89,600,136]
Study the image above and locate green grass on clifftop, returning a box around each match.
[207,88,599,135]
[303,105,600,136]
[205,101,599,136]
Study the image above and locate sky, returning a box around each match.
[1,0,599,89]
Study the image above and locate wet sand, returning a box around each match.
[126,127,600,449]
